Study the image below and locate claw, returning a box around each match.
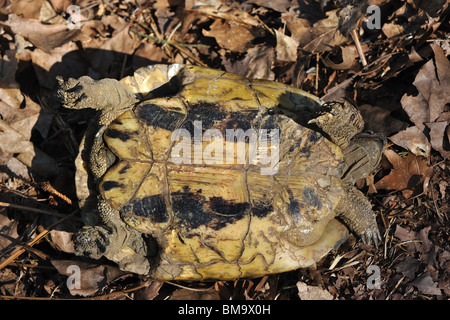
[360,227,381,248]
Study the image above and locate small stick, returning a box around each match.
[351,29,367,67]
[0,211,77,271]
[0,201,80,220]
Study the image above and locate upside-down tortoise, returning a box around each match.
[57,64,385,280]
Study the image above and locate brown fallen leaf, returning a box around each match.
[389,126,431,158]
[9,0,44,19]
[2,15,88,54]
[134,281,164,300]
[275,30,299,62]
[0,211,19,253]
[375,149,433,198]
[322,45,358,70]
[410,272,442,296]
[357,104,408,137]
[399,44,450,158]
[223,45,275,80]
[185,0,260,27]
[402,44,449,129]
[297,282,334,300]
[170,287,220,300]
[300,10,347,53]
[51,259,125,297]
[426,116,450,159]
[249,0,299,13]
[0,119,59,178]
[203,19,256,53]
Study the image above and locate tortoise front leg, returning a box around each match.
[308,101,364,149]
[57,75,138,125]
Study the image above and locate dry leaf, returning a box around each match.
[375,149,433,198]
[49,230,75,253]
[203,20,256,53]
[51,259,125,297]
[249,0,299,13]
[389,126,431,158]
[170,287,220,300]
[301,10,347,53]
[322,46,358,70]
[10,0,44,19]
[0,119,58,177]
[3,15,88,54]
[426,118,450,159]
[400,44,449,131]
[134,281,164,300]
[223,45,274,80]
[275,30,299,62]
[357,104,408,136]
[185,0,260,26]
[297,282,334,300]
[0,211,19,253]
[410,272,442,295]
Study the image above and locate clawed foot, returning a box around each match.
[73,226,111,259]
[57,76,96,110]
[359,225,381,247]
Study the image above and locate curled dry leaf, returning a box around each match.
[375,149,433,198]
[389,126,431,158]
[322,46,358,70]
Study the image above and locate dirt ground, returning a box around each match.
[0,0,448,300]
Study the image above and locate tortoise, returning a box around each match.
[57,64,385,280]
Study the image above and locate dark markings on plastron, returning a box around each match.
[252,202,273,218]
[308,130,322,143]
[300,132,322,158]
[101,180,124,192]
[209,197,250,215]
[303,187,322,210]
[181,102,227,136]
[105,128,136,142]
[136,103,185,131]
[287,189,300,216]
[181,102,258,140]
[170,186,245,234]
[122,194,168,223]
[118,163,131,174]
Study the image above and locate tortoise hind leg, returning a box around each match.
[336,131,385,246]
[335,185,381,246]
[73,197,151,275]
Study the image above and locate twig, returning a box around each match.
[0,211,78,271]
[350,29,367,67]
[386,275,405,300]
[0,201,80,221]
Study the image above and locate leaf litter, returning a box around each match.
[0,0,449,300]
